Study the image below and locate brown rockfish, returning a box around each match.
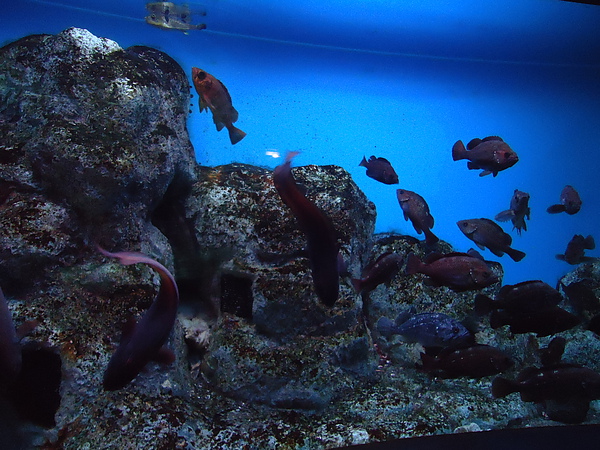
[495,189,530,235]
[457,218,526,262]
[452,136,518,177]
[192,67,246,145]
[547,185,582,215]
[396,189,439,245]
[273,152,339,307]
[556,234,595,265]
[359,156,399,184]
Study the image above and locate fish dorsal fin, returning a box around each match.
[466,248,484,260]
[373,156,391,164]
[423,252,445,264]
[466,138,482,149]
[482,136,504,142]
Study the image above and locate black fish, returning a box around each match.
[493,364,600,423]
[273,152,339,307]
[489,306,580,337]
[457,218,526,262]
[452,136,518,177]
[547,185,582,215]
[474,280,563,315]
[396,189,439,245]
[377,312,473,349]
[406,251,498,292]
[351,252,403,294]
[495,189,530,235]
[419,344,513,378]
[359,156,399,184]
[556,234,595,265]
[539,336,567,367]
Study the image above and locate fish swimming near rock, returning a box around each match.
[547,185,582,215]
[556,234,595,265]
[457,218,526,262]
[145,2,206,32]
[99,247,180,390]
[273,152,340,307]
[452,136,518,177]
[377,312,473,349]
[359,156,399,184]
[419,344,513,378]
[492,364,600,423]
[351,252,403,294]
[405,251,498,292]
[474,280,563,316]
[489,306,580,337]
[191,67,246,145]
[396,189,439,246]
[495,189,530,235]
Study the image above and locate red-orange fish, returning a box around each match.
[191,67,246,145]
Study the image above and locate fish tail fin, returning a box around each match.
[547,204,566,214]
[359,156,368,167]
[474,294,494,316]
[585,235,596,250]
[227,125,247,145]
[505,247,526,262]
[351,278,363,293]
[491,377,518,398]
[452,140,467,161]
[417,352,436,372]
[424,229,440,246]
[405,252,423,275]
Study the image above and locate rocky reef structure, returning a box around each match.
[1,28,599,449]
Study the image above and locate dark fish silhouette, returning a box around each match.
[556,234,595,265]
[419,344,513,378]
[396,189,439,245]
[493,364,600,423]
[547,185,582,215]
[377,312,473,348]
[489,306,580,337]
[359,156,399,184]
[452,136,518,177]
[474,280,563,316]
[457,218,526,262]
[495,189,530,235]
[406,251,498,292]
[273,152,339,307]
[539,336,567,367]
[351,252,403,294]
[99,247,180,390]
[192,67,246,145]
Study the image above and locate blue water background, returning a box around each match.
[4,1,600,287]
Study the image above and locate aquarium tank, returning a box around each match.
[1,0,600,448]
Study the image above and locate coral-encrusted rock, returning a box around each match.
[0,27,196,289]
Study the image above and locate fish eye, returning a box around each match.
[196,71,207,80]
[452,326,460,334]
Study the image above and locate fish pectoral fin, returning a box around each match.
[476,243,486,251]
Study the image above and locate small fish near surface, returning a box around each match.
[377,312,474,349]
[145,2,206,32]
[474,280,563,316]
[191,67,246,145]
[418,344,514,378]
[359,156,399,184]
[492,364,600,424]
[495,189,530,235]
[99,247,180,390]
[406,251,498,292]
[396,189,439,246]
[273,152,340,307]
[547,185,582,215]
[452,136,519,177]
[556,234,596,265]
[351,252,403,294]
[457,218,526,262]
